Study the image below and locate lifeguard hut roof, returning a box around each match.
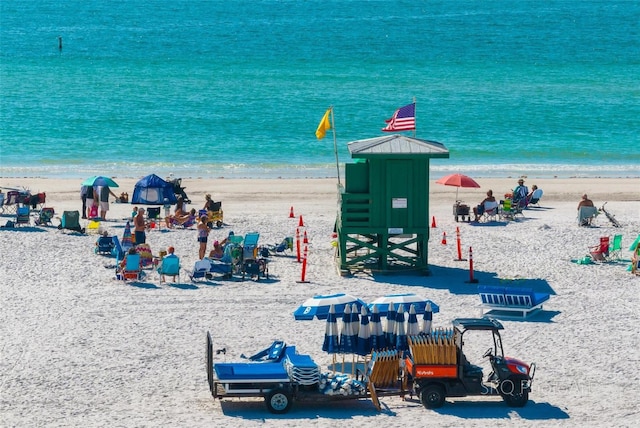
[347,134,449,159]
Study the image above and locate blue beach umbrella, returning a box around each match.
[369,305,386,351]
[368,293,440,316]
[81,175,119,188]
[356,306,371,356]
[385,302,397,348]
[407,304,420,336]
[421,301,433,334]
[322,304,339,354]
[350,303,360,337]
[339,304,355,354]
[294,293,366,320]
[395,304,408,352]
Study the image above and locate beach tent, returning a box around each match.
[131,174,177,205]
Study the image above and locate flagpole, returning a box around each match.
[412,96,416,138]
[330,106,341,186]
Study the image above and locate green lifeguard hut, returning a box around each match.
[336,134,449,274]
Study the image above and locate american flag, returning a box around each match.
[382,102,415,132]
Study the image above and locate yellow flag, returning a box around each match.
[315,108,331,140]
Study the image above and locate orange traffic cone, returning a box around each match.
[303,230,309,244]
[441,231,447,245]
[289,206,295,218]
[431,216,437,228]
[298,215,304,227]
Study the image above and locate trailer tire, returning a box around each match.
[420,384,446,409]
[265,388,292,414]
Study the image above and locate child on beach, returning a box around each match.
[197,215,210,259]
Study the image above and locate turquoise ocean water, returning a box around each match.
[1,0,638,179]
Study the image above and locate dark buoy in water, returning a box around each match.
[58,36,62,51]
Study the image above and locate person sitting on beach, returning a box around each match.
[165,197,186,228]
[203,194,217,212]
[577,194,595,210]
[527,185,542,204]
[472,190,496,222]
[209,240,225,259]
[159,246,179,282]
[119,247,138,270]
[512,178,529,204]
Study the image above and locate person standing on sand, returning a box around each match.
[197,215,210,259]
[134,208,147,244]
[80,185,89,219]
[98,185,117,220]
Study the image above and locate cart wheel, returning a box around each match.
[455,215,459,222]
[502,384,529,407]
[265,388,292,414]
[420,384,445,409]
[216,221,222,228]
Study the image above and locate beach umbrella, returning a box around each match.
[122,221,133,251]
[421,301,433,334]
[407,304,420,336]
[322,305,339,354]
[385,302,397,348]
[293,293,366,320]
[368,293,440,316]
[339,304,355,354]
[369,305,386,351]
[350,303,360,337]
[356,306,371,356]
[81,175,119,188]
[395,304,408,352]
[435,173,480,201]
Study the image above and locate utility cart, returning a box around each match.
[453,201,471,222]
[405,318,536,409]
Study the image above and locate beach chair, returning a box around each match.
[578,206,598,227]
[118,253,142,281]
[4,191,21,214]
[499,199,515,221]
[15,206,31,227]
[589,236,610,262]
[0,192,4,213]
[35,207,55,226]
[608,234,623,261]
[528,188,543,207]
[95,235,116,256]
[146,207,162,231]
[158,255,180,283]
[134,243,154,268]
[59,210,85,233]
[480,201,499,223]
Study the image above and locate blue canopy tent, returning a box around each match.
[131,174,177,205]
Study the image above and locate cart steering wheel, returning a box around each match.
[483,347,493,359]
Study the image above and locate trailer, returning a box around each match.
[206,333,405,414]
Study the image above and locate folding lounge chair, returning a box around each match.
[578,206,598,227]
[15,206,31,227]
[4,191,21,214]
[528,189,543,207]
[58,210,85,233]
[589,236,610,262]
[608,234,623,261]
[118,253,142,281]
[499,199,515,221]
[0,192,4,214]
[158,255,180,283]
[480,201,499,223]
[35,207,55,226]
[147,207,162,230]
[95,235,116,256]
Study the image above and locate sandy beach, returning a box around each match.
[1,176,639,427]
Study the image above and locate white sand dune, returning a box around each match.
[1,177,638,427]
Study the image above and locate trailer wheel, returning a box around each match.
[265,388,292,414]
[420,384,446,409]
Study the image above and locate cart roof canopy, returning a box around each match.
[452,318,504,331]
